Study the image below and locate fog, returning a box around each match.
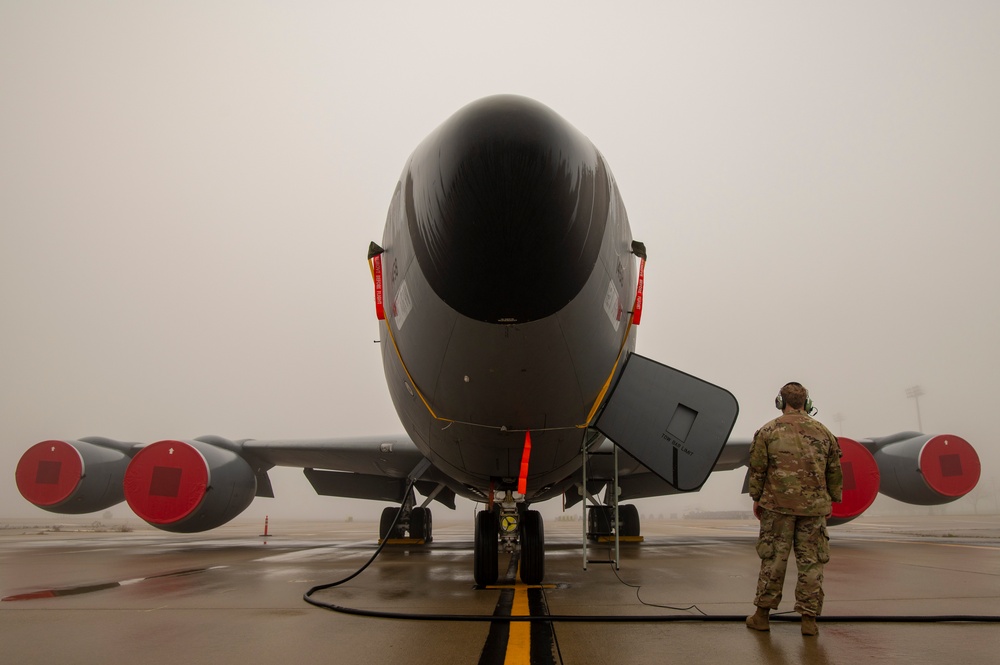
[2,2,998,525]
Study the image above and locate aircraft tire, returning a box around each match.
[379,506,399,541]
[410,506,427,540]
[620,504,640,537]
[520,510,544,585]
[474,510,499,586]
[587,505,613,539]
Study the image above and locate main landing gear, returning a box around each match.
[379,489,433,543]
[474,490,544,586]
[586,503,640,539]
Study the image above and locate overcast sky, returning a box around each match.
[2,2,998,523]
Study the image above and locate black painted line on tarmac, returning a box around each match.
[478,554,520,665]
[476,555,559,665]
[478,588,514,665]
[529,587,558,665]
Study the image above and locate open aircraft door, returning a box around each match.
[595,353,740,491]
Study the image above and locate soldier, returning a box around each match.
[745,382,843,636]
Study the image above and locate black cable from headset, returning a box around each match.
[606,546,707,615]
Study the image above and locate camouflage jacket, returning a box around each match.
[748,409,843,516]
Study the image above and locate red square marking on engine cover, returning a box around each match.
[150,466,183,497]
[841,461,856,491]
[35,460,62,485]
[939,454,963,478]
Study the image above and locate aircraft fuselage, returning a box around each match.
[376,95,639,497]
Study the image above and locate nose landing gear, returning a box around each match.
[473,490,545,586]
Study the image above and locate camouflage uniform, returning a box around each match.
[749,409,842,616]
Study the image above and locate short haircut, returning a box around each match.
[781,382,808,410]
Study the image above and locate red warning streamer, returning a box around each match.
[517,431,532,495]
[632,257,645,325]
[372,254,385,320]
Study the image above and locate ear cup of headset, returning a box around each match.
[775,391,817,415]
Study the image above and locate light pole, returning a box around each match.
[905,385,925,432]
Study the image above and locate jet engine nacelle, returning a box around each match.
[872,433,980,506]
[15,437,134,514]
[828,437,880,526]
[124,437,256,533]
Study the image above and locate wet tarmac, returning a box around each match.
[1,514,998,664]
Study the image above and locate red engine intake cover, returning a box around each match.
[830,437,879,524]
[124,440,208,524]
[919,434,980,498]
[15,440,84,507]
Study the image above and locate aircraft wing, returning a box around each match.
[241,435,425,478]
[580,430,980,528]
[14,434,459,530]
[240,436,457,508]
[712,437,752,471]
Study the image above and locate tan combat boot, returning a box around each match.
[745,606,770,631]
[801,614,818,636]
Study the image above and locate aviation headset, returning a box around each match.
[775,382,817,415]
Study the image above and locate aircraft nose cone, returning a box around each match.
[404,95,610,323]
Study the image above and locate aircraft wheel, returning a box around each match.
[620,504,640,537]
[587,505,613,539]
[474,509,499,586]
[425,508,433,543]
[410,506,427,541]
[519,510,544,585]
[379,506,400,541]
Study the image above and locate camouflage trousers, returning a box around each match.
[753,510,830,616]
